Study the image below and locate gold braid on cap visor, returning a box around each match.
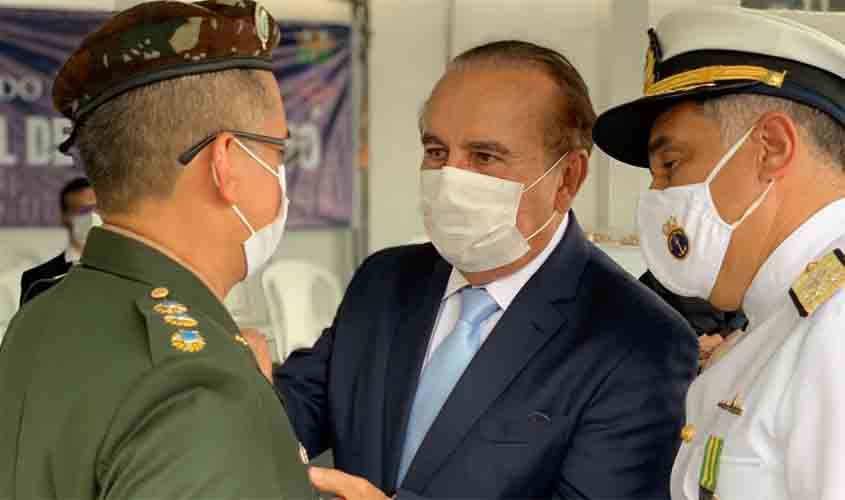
[644,64,787,97]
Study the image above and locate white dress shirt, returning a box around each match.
[65,246,82,264]
[422,213,569,370]
[671,199,845,500]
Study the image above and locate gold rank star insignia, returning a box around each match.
[789,249,845,318]
[153,301,188,315]
[150,287,169,299]
[717,394,744,416]
[171,329,206,353]
[163,314,199,328]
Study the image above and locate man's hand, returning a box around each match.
[308,467,390,500]
[241,328,273,382]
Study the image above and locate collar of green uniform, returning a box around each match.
[81,227,239,335]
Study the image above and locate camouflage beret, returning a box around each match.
[54,0,280,152]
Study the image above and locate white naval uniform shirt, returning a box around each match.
[671,199,845,500]
[421,213,569,370]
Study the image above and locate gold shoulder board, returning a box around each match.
[790,248,845,318]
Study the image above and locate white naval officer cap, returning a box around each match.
[593,6,845,168]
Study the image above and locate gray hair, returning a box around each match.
[76,69,271,214]
[699,94,844,172]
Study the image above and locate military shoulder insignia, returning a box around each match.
[789,248,845,318]
[137,291,208,358]
[171,329,207,353]
[153,301,188,315]
[234,334,250,347]
[163,313,199,328]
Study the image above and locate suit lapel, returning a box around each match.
[383,255,452,490]
[401,214,592,492]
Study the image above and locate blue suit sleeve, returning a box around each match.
[556,319,697,499]
[273,324,336,459]
[273,250,386,459]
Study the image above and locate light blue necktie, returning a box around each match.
[397,286,499,485]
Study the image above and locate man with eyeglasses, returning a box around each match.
[0,1,312,499]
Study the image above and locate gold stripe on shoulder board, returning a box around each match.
[790,249,845,317]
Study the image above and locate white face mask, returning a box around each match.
[222,138,290,280]
[69,206,99,247]
[636,127,773,299]
[420,152,567,273]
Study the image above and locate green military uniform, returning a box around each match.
[0,228,312,499]
[0,1,313,498]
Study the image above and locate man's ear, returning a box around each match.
[755,112,797,183]
[209,133,239,206]
[554,149,589,213]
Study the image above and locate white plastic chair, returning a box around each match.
[261,259,343,362]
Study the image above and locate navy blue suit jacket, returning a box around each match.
[19,253,71,306]
[275,214,697,499]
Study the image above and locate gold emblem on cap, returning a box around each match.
[643,28,662,93]
[171,329,206,353]
[255,4,271,50]
[717,394,744,417]
[680,424,696,443]
[150,287,169,299]
[164,314,199,328]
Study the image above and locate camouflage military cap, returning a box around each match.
[54,0,280,152]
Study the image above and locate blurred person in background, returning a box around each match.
[19,177,97,305]
[640,270,748,370]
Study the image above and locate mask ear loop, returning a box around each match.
[211,159,257,237]
[523,151,571,240]
[526,212,558,241]
[523,151,570,193]
[233,137,282,179]
[233,137,288,223]
[731,180,774,230]
[704,127,755,185]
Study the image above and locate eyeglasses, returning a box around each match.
[178,130,290,166]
